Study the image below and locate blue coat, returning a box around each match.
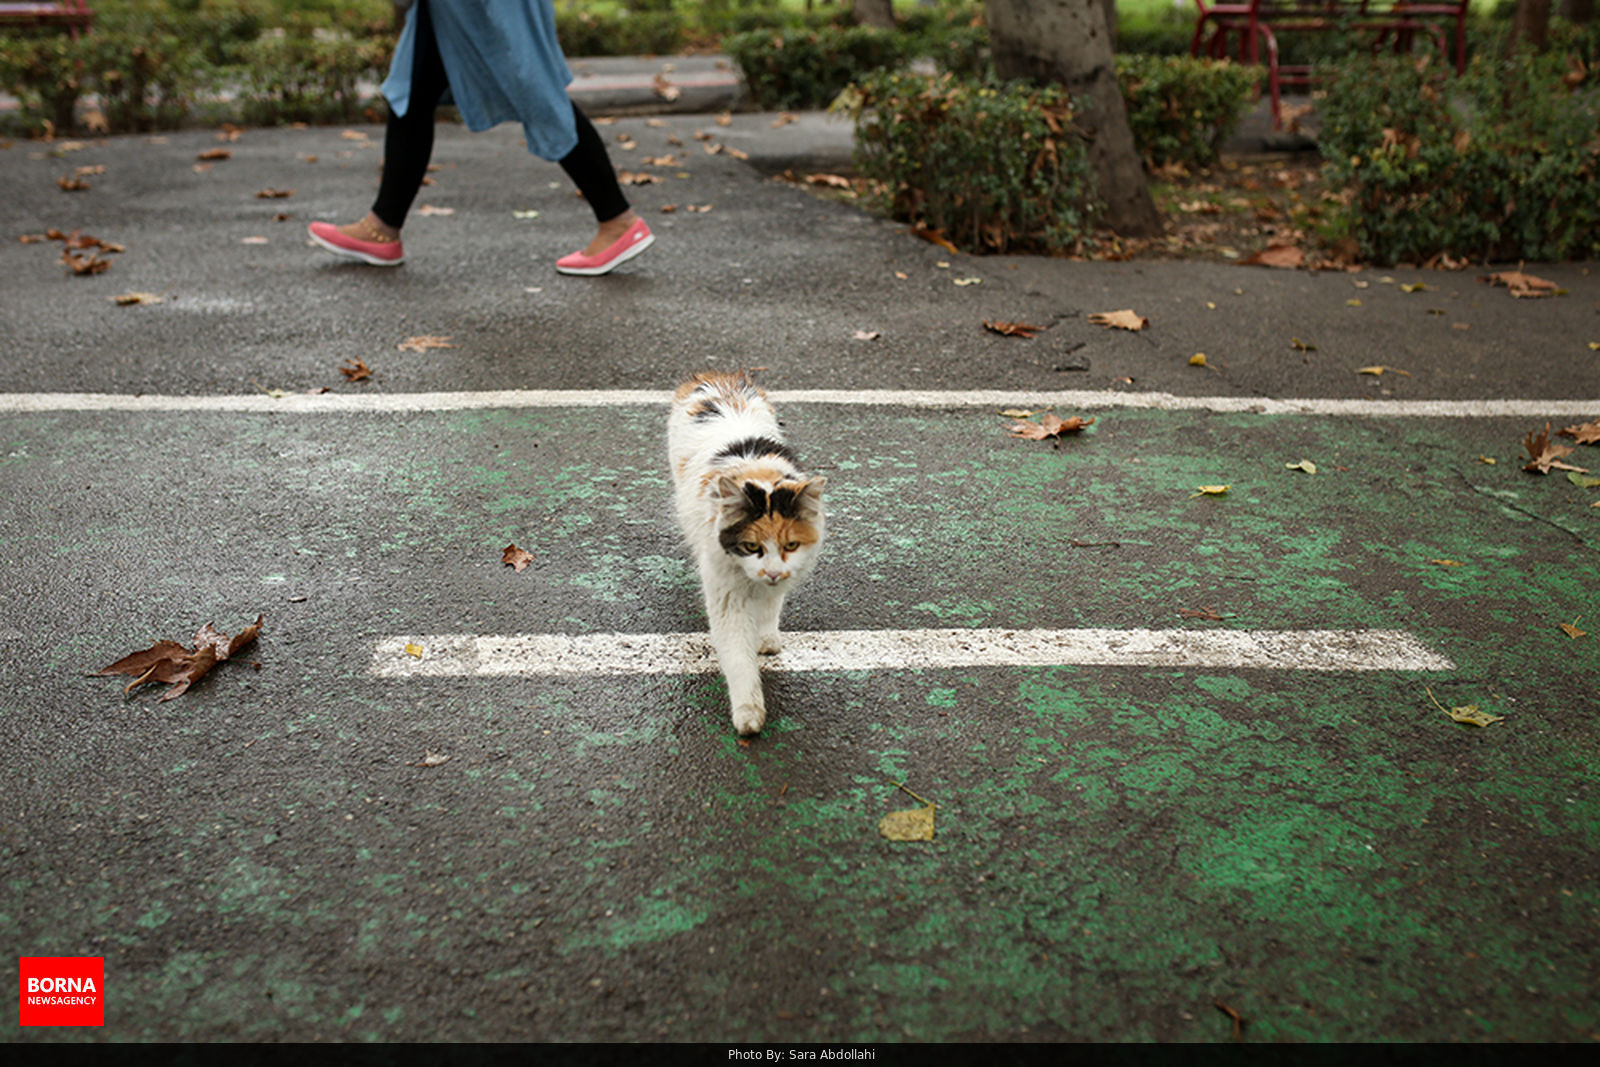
[381,0,577,161]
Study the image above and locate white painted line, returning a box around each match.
[0,389,1596,418]
[370,628,1455,677]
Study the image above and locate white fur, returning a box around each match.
[668,378,825,736]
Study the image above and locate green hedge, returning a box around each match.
[725,25,911,111]
[1116,54,1258,170]
[1316,47,1600,263]
[840,71,1097,255]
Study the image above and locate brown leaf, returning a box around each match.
[1005,413,1095,440]
[651,72,681,101]
[1557,420,1600,445]
[56,174,92,191]
[1088,309,1148,331]
[196,147,232,161]
[617,169,663,185]
[95,614,262,701]
[397,335,455,352]
[255,187,294,199]
[909,223,959,254]
[1479,270,1559,298]
[805,173,853,189]
[110,291,163,306]
[1241,243,1304,269]
[502,544,535,572]
[61,248,110,275]
[983,320,1045,338]
[1523,423,1590,474]
[339,357,372,381]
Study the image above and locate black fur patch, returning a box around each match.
[768,486,799,518]
[714,435,798,465]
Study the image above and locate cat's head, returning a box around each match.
[714,475,825,585]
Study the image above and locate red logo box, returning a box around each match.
[19,957,104,1027]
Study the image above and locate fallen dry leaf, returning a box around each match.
[1089,309,1148,331]
[851,329,880,341]
[1523,423,1590,474]
[909,223,959,254]
[771,112,797,128]
[502,544,534,572]
[805,173,852,189]
[410,750,451,768]
[1190,484,1231,497]
[1356,365,1410,377]
[415,204,454,216]
[617,170,663,185]
[878,806,935,842]
[56,174,91,191]
[1558,421,1600,445]
[196,147,231,161]
[714,112,732,127]
[95,614,262,701]
[1426,686,1503,727]
[397,335,455,352]
[1430,558,1465,567]
[255,187,293,199]
[1559,619,1587,639]
[110,291,163,305]
[1241,243,1304,269]
[983,320,1045,338]
[1285,459,1317,474]
[61,248,110,275]
[1290,336,1317,351]
[1005,413,1094,440]
[339,357,372,381]
[1479,270,1559,298]
[652,73,680,102]
[1189,353,1208,366]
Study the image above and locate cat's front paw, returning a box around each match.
[758,634,782,655]
[732,702,766,736]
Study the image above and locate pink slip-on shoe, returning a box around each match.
[555,217,654,276]
[307,220,404,266]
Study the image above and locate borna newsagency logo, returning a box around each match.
[19,956,105,1027]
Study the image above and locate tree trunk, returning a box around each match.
[853,0,897,30]
[1558,0,1593,23]
[1510,0,1552,52]
[987,0,1161,237]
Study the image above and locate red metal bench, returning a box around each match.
[0,0,93,38]
[1189,0,1469,129]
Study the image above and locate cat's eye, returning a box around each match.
[783,542,800,553]
[738,541,761,556]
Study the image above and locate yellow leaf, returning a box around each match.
[878,806,935,842]
[1190,485,1231,497]
[1430,558,1465,566]
[1356,365,1411,377]
[404,643,424,659]
[1449,705,1504,727]
[1285,459,1317,474]
[1589,342,1600,351]
[1189,353,1208,366]
[1400,282,1430,293]
[1346,298,1363,307]
[1290,336,1317,351]
[1478,455,1497,465]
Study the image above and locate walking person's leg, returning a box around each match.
[554,102,652,276]
[308,0,449,265]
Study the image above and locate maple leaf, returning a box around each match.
[1479,270,1559,298]
[1241,243,1304,269]
[1557,420,1600,445]
[1522,423,1590,474]
[502,544,535,572]
[983,320,1045,338]
[397,335,455,352]
[1004,413,1094,440]
[339,357,372,381]
[1088,309,1148,331]
[95,615,262,701]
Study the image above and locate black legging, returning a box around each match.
[372,0,629,230]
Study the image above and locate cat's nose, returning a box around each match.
[760,569,789,584]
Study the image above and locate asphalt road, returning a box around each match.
[3,113,1599,1044]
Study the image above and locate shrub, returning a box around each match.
[1116,54,1258,170]
[1317,50,1600,263]
[554,10,685,58]
[726,25,910,111]
[81,14,219,133]
[840,71,1097,255]
[235,26,391,126]
[0,33,84,135]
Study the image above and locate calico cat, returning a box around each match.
[668,371,826,736]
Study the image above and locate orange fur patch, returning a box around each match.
[744,514,820,559]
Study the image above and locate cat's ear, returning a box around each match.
[795,477,825,518]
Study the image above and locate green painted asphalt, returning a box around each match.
[2,402,1597,1042]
